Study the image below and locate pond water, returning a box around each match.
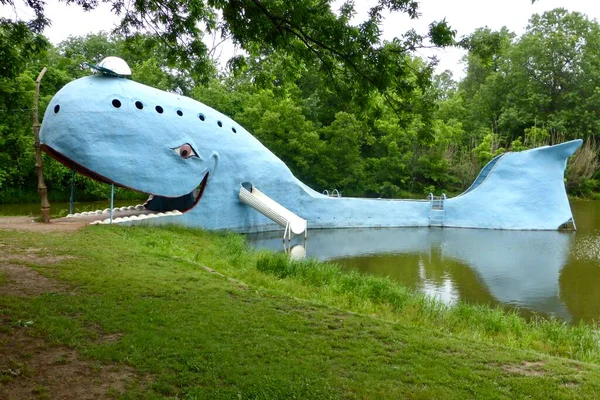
[247,201,600,325]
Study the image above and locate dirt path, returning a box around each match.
[0,237,142,399]
[0,321,138,400]
[0,217,88,233]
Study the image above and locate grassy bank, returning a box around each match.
[1,225,600,398]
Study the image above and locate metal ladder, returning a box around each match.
[428,193,446,227]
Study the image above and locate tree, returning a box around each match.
[508,9,600,139]
[456,9,600,143]
[1,0,455,113]
[0,20,49,198]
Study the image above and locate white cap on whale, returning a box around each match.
[88,56,132,77]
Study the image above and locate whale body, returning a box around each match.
[40,73,582,232]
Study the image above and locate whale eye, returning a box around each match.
[173,144,198,159]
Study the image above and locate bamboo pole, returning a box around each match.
[33,67,50,222]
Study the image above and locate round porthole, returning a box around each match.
[177,110,183,116]
[135,101,143,110]
[217,120,223,128]
[232,127,237,133]
[112,99,121,108]
[198,113,205,121]
[155,105,164,114]
[53,105,60,114]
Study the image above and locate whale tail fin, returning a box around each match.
[446,139,583,230]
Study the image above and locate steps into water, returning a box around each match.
[428,193,446,227]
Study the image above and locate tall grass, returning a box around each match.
[254,251,600,363]
[567,137,600,195]
[119,227,600,363]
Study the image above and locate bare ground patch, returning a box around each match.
[0,323,140,400]
[0,247,75,266]
[0,217,87,233]
[0,238,147,399]
[500,361,546,376]
[0,245,74,296]
[0,264,68,297]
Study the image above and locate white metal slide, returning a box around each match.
[239,182,307,240]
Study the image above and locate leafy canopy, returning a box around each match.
[2,0,455,107]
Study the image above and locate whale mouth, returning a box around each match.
[42,145,207,225]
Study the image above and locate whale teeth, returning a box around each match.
[135,204,145,211]
[127,205,135,210]
[83,210,181,225]
[66,213,74,218]
[119,206,128,211]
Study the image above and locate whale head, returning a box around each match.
[40,73,226,214]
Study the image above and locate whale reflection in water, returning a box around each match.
[247,228,574,321]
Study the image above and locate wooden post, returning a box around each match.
[33,67,50,222]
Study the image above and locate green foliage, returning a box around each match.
[3,0,457,116]
[456,9,600,146]
[0,21,48,196]
[2,7,599,203]
[472,133,505,165]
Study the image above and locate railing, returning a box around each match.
[322,189,342,198]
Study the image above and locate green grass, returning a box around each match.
[1,225,600,398]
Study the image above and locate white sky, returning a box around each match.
[2,0,599,79]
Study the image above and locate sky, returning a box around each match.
[2,0,600,79]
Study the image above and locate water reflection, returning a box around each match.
[249,228,577,322]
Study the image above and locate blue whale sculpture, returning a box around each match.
[40,66,582,232]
